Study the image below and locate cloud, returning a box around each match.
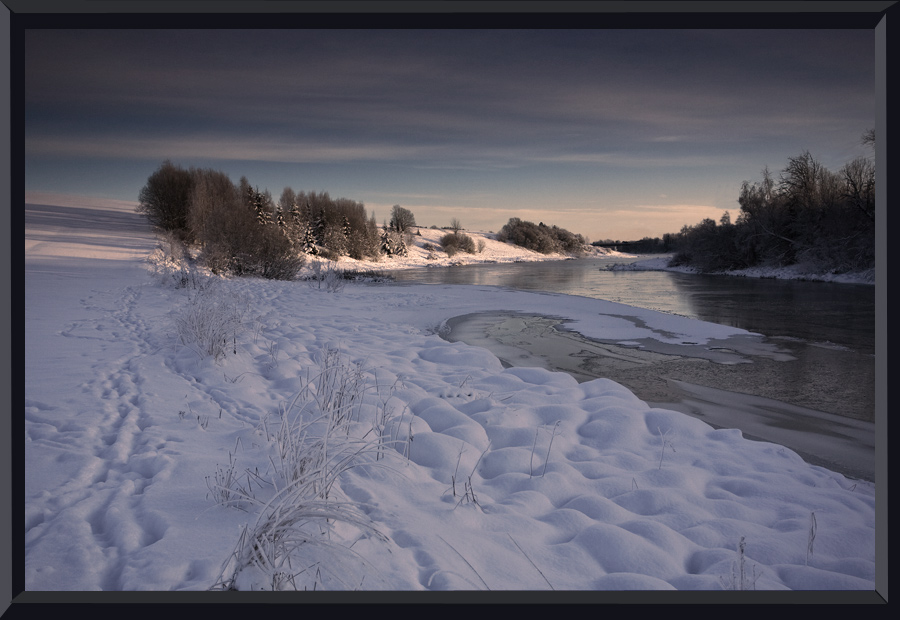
[24,29,874,242]
[526,151,734,168]
[25,134,435,164]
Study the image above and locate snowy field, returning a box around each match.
[23,199,878,595]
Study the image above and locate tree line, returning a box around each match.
[668,133,875,274]
[139,139,871,282]
[592,236,678,253]
[137,161,423,279]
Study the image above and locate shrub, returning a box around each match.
[422,243,439,260]
[204,218,305,280]
[551,225,586,255]
[147,229,218,291]
[189,170,304,280]
[318,246,341,262]
[210,347,399,591]
[156,229,190,263]
[253,230,306,280]
[175,283,251,362]
[304,260,346,293]
[440,232,476,255]
[496,218,580,254]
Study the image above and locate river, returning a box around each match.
[385,256,877,482]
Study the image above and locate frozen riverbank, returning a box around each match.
[22,199,879,594]
[607,255,876,285]
[442,311,875,482]
[299,225,612,275]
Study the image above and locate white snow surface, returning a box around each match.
[609,255,876,285]
[24,201,876,592]
[307,224,614,272]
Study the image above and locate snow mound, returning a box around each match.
[24,200,877,593]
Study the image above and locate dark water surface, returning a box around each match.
[388,256,875,355]
[386,257,876,481]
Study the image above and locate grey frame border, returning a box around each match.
[4,0,892,610]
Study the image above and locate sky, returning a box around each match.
[23,27,876,242]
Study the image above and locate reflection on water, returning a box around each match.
[666,272,874,355]
[389,257,876,480]
[389,258,876,480]
[389,256,875,419]
[387,256,875,355]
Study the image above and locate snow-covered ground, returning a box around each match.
[303,224,613,274]
[23,200,878,593]
[607,255,876,285]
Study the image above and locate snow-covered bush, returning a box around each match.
[496,217,586,255]
[210,346,396,590]
[175,283,251,362]
[147,231,207,290]
[440,232,476,256]
[304,260,346,293]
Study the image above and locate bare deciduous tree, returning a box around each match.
[841,157,875,222]
[137,160,194,237]
[389,205,416,232]
[862,128,875,149]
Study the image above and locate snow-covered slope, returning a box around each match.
[308,225,611,273]
[23,200,877,593]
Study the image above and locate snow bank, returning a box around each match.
[608,255,875,285]
[23,201,877,593]
[301,225,611,274]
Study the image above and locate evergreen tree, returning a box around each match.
[245,184,274,227]
[380,226,407,256]
[380,226,393,255]
[313,208,326,246]
[303,221,319,255]
[284,201,303,249]
[322,222,347,256]
[299,202,318,254]
[366,212,381,258]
